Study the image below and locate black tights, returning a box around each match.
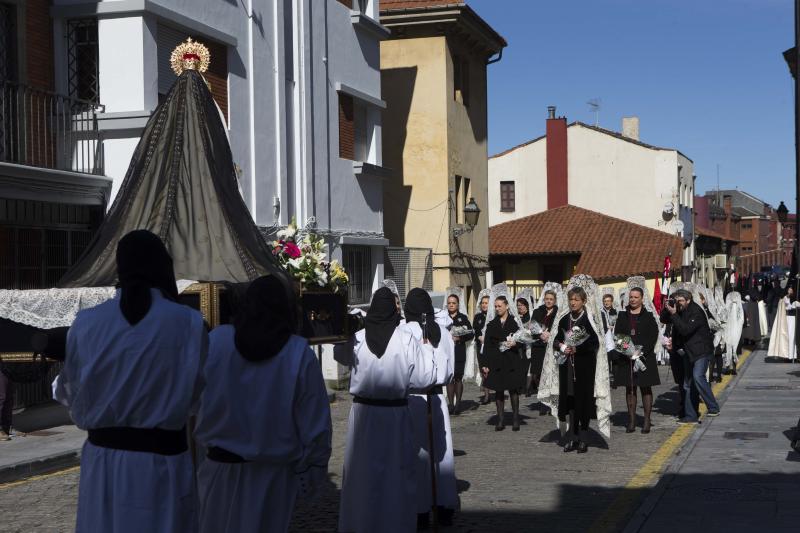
[446,378,464,409]
[626,386,653,428]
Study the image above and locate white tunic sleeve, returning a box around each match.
[437,324,456,385]
[293,346,333,499]
[405,328,437,390]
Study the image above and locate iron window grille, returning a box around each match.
[66,19,99,104]
[343,245,373,305]
[384,247,433,304]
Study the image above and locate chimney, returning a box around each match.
[546,106,568,209]
[622,116,639,141]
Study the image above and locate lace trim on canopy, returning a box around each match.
[0,280,197,330]
[537,274,612,439]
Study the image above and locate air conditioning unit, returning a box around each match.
[713,254,728,269]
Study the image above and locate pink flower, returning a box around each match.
[284,241,302,259]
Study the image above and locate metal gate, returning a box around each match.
[384,247,433,302]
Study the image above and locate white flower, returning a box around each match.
[277,225,297,240]
[571,326,581,333]
[288,257,303,270]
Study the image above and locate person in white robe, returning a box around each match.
[768,286,799,361]
[53,230,207,533]
[336,287,437,533]
[723,291,745,373]
[404,288,458,527]
[194,275,332,533]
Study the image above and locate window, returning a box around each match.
[741,222,752,230]
[0,3,18,82]
[339,92,369,161]
[343,246,373,305]
[500,181,515,212]
[66,19,99,103]
[453,56,470,107]
[454,175,471,223]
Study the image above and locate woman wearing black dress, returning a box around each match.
[446,293,474,415]
[473,291,490,404]
[612,286,661,434]
[480,296,526,431]
[553,287,600,453]
[516,296,533,396]
[530,290,558,411]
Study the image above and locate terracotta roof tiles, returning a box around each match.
[489,205,683,282]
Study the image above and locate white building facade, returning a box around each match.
[49,0,391,308]
[488,113,695,273]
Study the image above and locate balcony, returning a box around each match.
[1,80,104,176]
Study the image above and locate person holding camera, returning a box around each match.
[661,289,720,424]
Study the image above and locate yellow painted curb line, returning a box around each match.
[589,348,753,533]
[0,465,80,490]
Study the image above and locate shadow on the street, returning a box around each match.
[12,400,72,433]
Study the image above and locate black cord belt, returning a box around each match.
[353,396,408,407]
[207,446,250,464]
[87,427,187,456]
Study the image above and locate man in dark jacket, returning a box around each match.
[660,289,720,424]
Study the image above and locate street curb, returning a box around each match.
[0,449,81,485]
[621,349,759,533]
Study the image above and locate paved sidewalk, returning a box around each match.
[0,403,84,483]
[624,350,800,533]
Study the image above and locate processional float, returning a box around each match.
[0,39,350,394]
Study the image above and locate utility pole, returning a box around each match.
[794,0,800,354]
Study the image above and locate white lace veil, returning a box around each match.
[626,276,662,352]
[598,286,616,312]
[714,286,728,321]
[537,274,612,439]
[536,282,564,310]
[381,279,401,301]
[618,288,629,311]
[481,283,523,353]
[445,286,468,318]
[515,288,534,322]
[447,286,477,380]
[475,288,491,316]
[723,291,744,367]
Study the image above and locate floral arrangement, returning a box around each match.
[527,320,544,336]
[449,325,474,338]
[499,327,536,352]
[556,326,590,365]
[272,219,349,291]
[614,334,647,373]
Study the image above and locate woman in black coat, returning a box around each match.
[479,296,526,432]
[473,293,490,405]
[446,293,474,415]
[529,290,558,410]
[553,287,599,454]
[612,287,661,434]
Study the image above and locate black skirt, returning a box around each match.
[612,351,661,387]
[530,343,546,377]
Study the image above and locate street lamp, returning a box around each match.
[453,197,481,237]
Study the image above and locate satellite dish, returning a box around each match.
[662,202,675,222]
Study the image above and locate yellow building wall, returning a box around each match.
[381,35,492,310]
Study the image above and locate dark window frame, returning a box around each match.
[500,181,515,212]
[66,18,100,104]
[343,245,373,305]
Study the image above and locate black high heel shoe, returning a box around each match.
[577,441,588,454]
[626,422,636,434]
[563,440,578,453]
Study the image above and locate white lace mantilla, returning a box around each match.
[0,280,198,330]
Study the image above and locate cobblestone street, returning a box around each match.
[1,366,690,532]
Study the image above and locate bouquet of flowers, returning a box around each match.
[555,326,590,364]
[272,219,349,291]
[527,321,544,336]
[499,328,535,352]
[614,333,647,373]
[449,325,474,338]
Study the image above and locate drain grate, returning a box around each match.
[745,385,793,390]
[724,432,769,440]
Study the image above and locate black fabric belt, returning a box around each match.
[353,396,408,407]
[87,426,188,456]
[207,446,250,464]
[427,386,444,395]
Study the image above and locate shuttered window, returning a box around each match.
[339,92,355,160]
[157,24,228,122]
[500,181,515,212]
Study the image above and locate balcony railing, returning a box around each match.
[0,80,104,175]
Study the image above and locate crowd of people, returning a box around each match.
[40,229,774,533]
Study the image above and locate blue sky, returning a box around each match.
[470,0,794,209]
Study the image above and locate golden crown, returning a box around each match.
[170,38,211,76]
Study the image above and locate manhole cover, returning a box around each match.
[724,432,769,440]
[745,385,793,390]
[25,430,62,437]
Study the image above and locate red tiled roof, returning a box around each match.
[489,205,684,282]
[695,226,738,242]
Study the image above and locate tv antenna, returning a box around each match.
[587,98,602,126]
